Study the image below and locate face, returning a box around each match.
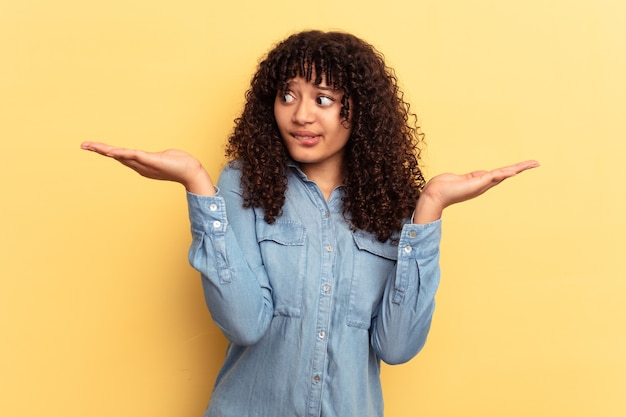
[274,75,351,175]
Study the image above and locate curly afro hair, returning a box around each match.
[225,30,426,242]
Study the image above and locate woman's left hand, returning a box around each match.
[413,160,540,224]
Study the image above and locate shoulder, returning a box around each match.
[217,160,244,190]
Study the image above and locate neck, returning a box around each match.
[300,163,345,201]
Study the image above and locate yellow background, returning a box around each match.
[1,0,624,416]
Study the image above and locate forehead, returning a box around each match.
[283,75,339,91]
[277,56,344,88]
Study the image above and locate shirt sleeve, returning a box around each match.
[186,166,274,346]
[370,219,442,364]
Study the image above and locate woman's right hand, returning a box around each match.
[80,142,216,196]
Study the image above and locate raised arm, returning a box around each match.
[372,159,539,363]
[413,160,540,224]
[80,142,216,196]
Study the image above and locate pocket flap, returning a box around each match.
[256,219,306,246]
[352,231,397,260]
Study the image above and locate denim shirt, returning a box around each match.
[187,162,442,417]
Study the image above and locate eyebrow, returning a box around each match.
[285,80,340,92]
[317,85,339,92]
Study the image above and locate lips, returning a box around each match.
[291,130,320,146]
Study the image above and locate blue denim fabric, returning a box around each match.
[187,162,441,417]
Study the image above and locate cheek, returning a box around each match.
[337,118,352,137]
[273,105,289,129]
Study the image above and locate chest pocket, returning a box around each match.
[256,219,307,318]
[348,232,398,329]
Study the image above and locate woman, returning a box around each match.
[82,30,538,417]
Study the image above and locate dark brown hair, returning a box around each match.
[226,30,425,242]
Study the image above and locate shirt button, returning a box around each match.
[209,203,218,211]
[322,284,331,293]
[404,245,413,253]
[313,375,321,383]
[326,245,333,252]
[318,331,326,339]
[323,211,330,218]
[213,220,221,228]
[408,230,417,238]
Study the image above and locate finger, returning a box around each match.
[81,141,146,158]
[496,160,540,175]
[465,170,489,179]
[516,159,540,172]
[80,142,142,161]
[106,147,148,161]
[471,160,540,195]
[80,141,119,156]
[488,160,539,182]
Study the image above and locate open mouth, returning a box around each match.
[292,131,320,146]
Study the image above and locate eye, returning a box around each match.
[279,92,295,103]
[316,96,334,107]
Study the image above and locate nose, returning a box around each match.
[292,100,314,125]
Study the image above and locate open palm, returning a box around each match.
[80,142,215,195]
[413,160,539,224]
[424,160,539,208]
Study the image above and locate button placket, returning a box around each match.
[306,199,335,416]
